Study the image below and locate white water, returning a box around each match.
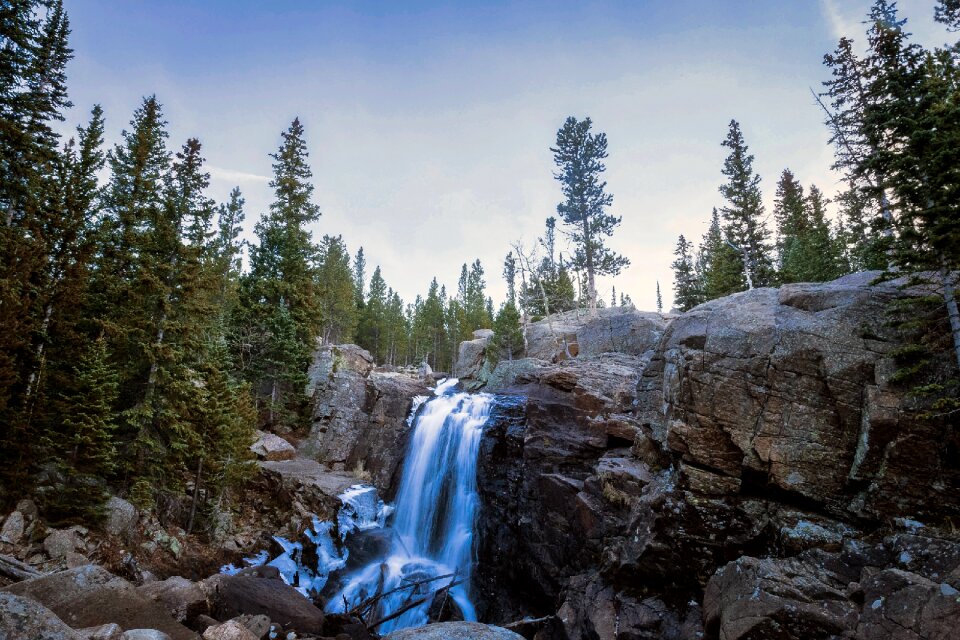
[327,378,493,633]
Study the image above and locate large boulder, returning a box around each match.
[137,576,208,625]
[0,591,79,640]
[521,307,668,363]
[453,329,493,380]
[1,565,197,640]
[382,621,524,640]
[637,273,960,521]
[300,344,429,492]
[473,273,960,634]
[200,574,324,635]
[103,497,138,539]
[249,431,295,462]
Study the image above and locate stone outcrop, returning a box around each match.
[638,272,960,522]
[300,344,429,493]
[471,273,960,640]
[521,307,668,363]
[453,329,494,380]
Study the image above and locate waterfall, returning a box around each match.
[327,378,493,633]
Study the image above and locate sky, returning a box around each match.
[57,0,952,311]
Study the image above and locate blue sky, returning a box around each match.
[58,0,950,310]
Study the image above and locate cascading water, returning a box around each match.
[327,378,493,633]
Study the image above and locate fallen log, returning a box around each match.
[0,553,42,582]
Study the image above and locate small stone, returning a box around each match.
[250,431,296,462]
[104,497,138,539]
[76,623,124,640]
[122,631,172,640]
[236,614,271,639]
[65,550,91,569]
[44,528,78,558]
[15,498,39,519]
[202,620,258,640]
[1,510,26,543]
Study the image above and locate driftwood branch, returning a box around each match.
[367,578,465,631]
[347,572,456,618]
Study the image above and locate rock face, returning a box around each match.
[639,272,959,521]
[471,273,960,639]
[300,344,429,493]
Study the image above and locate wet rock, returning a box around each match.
[427,586,465,623]
[1,565,197,640]
[200,574,324,635]
[104,497,138,539]
[382,621,524,640]
[137,576,208,625]
[250,431,296,462]
[556,573,701,640]
[0,591,79,640]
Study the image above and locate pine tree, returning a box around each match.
[671,234,701,312]
[503,252,518,307]
[551,116,629,311]
[697,209,743,301]
[43,336,118,522]
[353,246,366,311]
[316,235,358,344]
[656,282,663,313]
[243,118,322,427]
[490,302,524,366]
[718,120,775,289]
[359,266,387,361]
[773,169,808,282]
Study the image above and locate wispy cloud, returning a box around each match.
[208,165,270,184]
[820,0,861,41]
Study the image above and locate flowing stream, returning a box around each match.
[327,378,493,632]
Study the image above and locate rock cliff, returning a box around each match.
[466,273,959,640]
